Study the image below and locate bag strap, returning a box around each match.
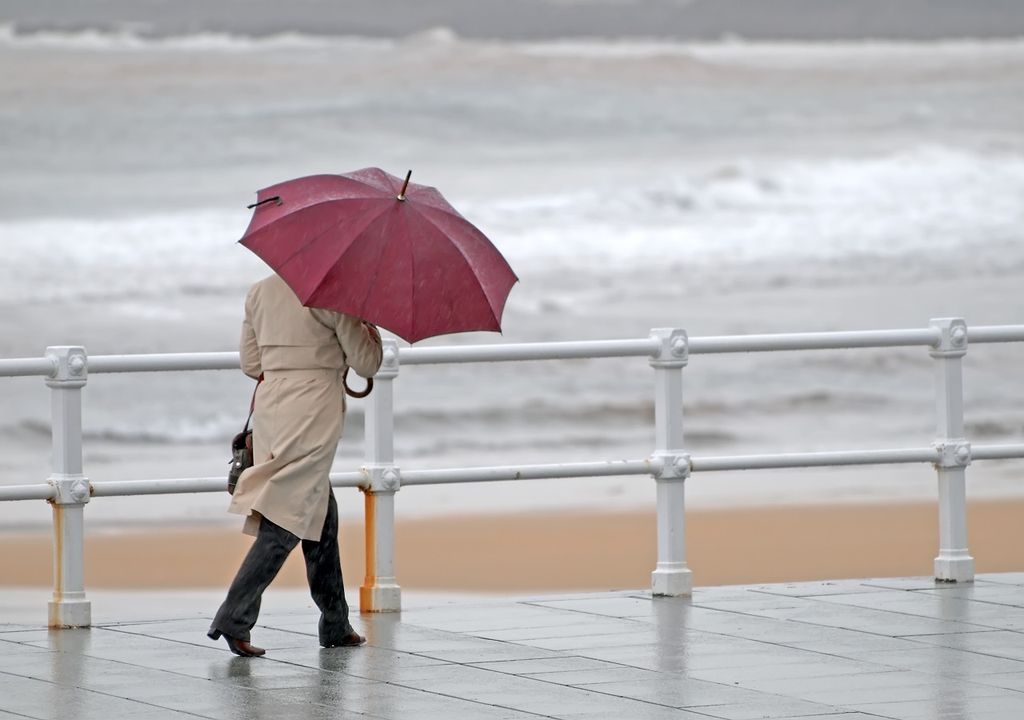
[243,374,263,433]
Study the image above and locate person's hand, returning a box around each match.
[362,321,381,344]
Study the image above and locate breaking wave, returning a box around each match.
[13,417,244,445]
[5,20,1020,57]
[467,145,1024,268]
[4,145,1022,305]
[0,22,390,52]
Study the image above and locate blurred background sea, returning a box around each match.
[1,0,1024,530]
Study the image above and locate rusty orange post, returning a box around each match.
[359,340,401,612]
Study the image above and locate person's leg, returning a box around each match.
[301,491,361,646]
[210,515,300,644]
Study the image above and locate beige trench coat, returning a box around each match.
[228,274,383,541]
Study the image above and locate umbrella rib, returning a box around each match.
[411,207,504,326]
[258,195,385,294]
[319,208,396,321]
[409,220,418,341]
[358,215,391,318]
[303,201,393,301]
[281,207,350,278]
[246,197,384,274]
[409,197,470,225]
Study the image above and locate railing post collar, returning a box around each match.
[49,475,92,505]
[650,452,691,481]
[45,346,88,388]
[933,440,971,469]
[376,339,400,379]
[362,465,402,493]
[929,318,968,359]
[649,328,688,369]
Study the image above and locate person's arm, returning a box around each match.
[311,308,383,378]
[239,287,262,380]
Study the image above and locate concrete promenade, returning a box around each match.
[2,574,1024,720]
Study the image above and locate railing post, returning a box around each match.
[929,318,975,583]
[44,346,92,628]
[648,328,692,596]
[360,339,401,612]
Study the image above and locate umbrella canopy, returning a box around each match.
[239,168,518,344]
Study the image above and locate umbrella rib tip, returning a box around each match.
[247,195,283,210]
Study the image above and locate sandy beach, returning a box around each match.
[2,499,1022,593]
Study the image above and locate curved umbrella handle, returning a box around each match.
[342,367,374,398]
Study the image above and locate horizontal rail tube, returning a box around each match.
[90,477,231,496]
[968,326,1024,344]
[971,444,1024,461]
[400,339,659,365]
[400,460,653,485]
[88,472,366,498]
[328,472,365,488]
[0,484,55,501]
[3,444,1023,501]
[691,447,940,472]
[688,329,941,355]
[89,353,240,374]
[0,358,55,378]
[2,324,1023,378]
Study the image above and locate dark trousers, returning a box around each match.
[210,491,354,646]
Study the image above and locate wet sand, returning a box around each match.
[2,499,1022,593]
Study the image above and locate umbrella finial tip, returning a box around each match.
[397,170,412,201]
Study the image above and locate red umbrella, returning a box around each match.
[239,167,518,344]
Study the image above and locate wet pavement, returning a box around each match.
[2,574,1024,719]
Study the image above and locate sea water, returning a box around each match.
[1,2,1023,529]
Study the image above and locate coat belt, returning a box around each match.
[262,368,342,380]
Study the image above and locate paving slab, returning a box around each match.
[469,656,623,675]
[673,696,843,720]
[524,666,667,685]
[747,579,895,597]
[843,692,1024,720]
[3,574,1024,719]
[903,630,1024,662]
[811,590,1024,630]
[916,584,1024,607]
[849,645,1024,677]
[732,600,992,637]
[976,572,1024,585]
[968,671,1024,693]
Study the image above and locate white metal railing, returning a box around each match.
[3,318,1024,627]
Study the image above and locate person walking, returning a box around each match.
[208,273,382,657]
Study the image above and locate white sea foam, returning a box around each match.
[0,22,391,53]
[2,146,1021,307]
[0,211,261,305]
[513,38,704,59]
[466,146,1024,267]
[4,20,1021,61]
[685,37,1024,68]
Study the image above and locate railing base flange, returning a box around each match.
[651,566,693,597]
[48,600,91,629]
[934,556,975,584]
[360,584,401,613]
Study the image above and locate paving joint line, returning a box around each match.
[0,666,219,720]
[0,707,45,720]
